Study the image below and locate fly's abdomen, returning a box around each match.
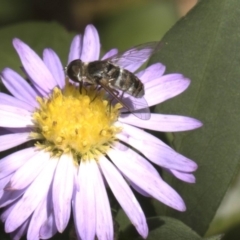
[128,74,144,97]
[112,68,144,98]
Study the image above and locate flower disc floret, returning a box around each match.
[31,83,122,161]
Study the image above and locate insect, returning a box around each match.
[65,42,159,120]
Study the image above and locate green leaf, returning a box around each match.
[149,0,240,236]
[205,235,224,240]
[121,217,202,240]
[222,223,240,240]
[0,21,74,77]
[97,1,178,51]
[0,0,34,26]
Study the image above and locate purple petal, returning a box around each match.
[127,177,151,197]
[27,198,48,239]
[1,201,16,222]
[0,92,35,112]
[136,63,166,83]
[144,74,191,106]
[10,218,29,240]
[68,35,82,63]
[8,150,50,190]
[1,68,38,107]
[0,132,30,152]
[20,66,47,97]
[53,154,74,232]
[4,158,58,232]
[98,155,148,238]
[0,189,25,208]
[117,131,197,172]
[108,148,186,211]
[119,113,203,132]
[80,25,100,62]
[0,175,12,189]
[0,147,36,179]
[0,104,33,128]
[73,166,80,191]
[168,169,196,183]
[112,140,128,151]
[73,160,96,240]
[43,48,65,89]
[93,161,113,240]
[40,212,58,239]
[117,122,165,144]
[12,38,57,93]
[101,48,118,60]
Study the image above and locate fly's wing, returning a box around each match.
[100,83,150,120]
[104,42,161,72]
[121,95,151,120]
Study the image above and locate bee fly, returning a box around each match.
[65,42,159,120]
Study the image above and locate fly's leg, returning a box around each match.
[79,81,89,95]
[90,84,101,103]
[120,90,124,100]
[107,88,120,114]
[79,80,83,94]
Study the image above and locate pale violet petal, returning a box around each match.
[53,154,74,232]
[5,158,58,233]
[117,132,197,172]
[0,147,36,179]
[0,92,34,112]
[10,218,29,240]
[74,166,80,192]
[81,25,100,62]
[93,160,113,240]
[43,48,65,88]
[1,68,37,105]
[1,202,16,222]
[27,198,48,240]
[0,104,33,128]
[0,175,12,189]
[68,35,82,64]
[168,169,196,183]
[108,148,186,211]
[119,114,203,132]
[13,38,57,93]
[101,49,118,60]
[116,122,165,144]
[98,155,148,238]
[0,132,30,152]
[112,140,128,151]
[0,189,25,208]
[20,66,47,97]
[126,177,151,197]
[8,150,50,190]
[40,212,58,239]
[144,75,190,106]
[73,160,96,240]
[136,63,166,83]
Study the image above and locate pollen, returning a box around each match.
[31,82,122,162]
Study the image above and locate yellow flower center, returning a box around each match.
[31,81,122,162]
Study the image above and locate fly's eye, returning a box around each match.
[66,60,82,82]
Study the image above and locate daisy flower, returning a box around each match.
[0,24,202,240]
